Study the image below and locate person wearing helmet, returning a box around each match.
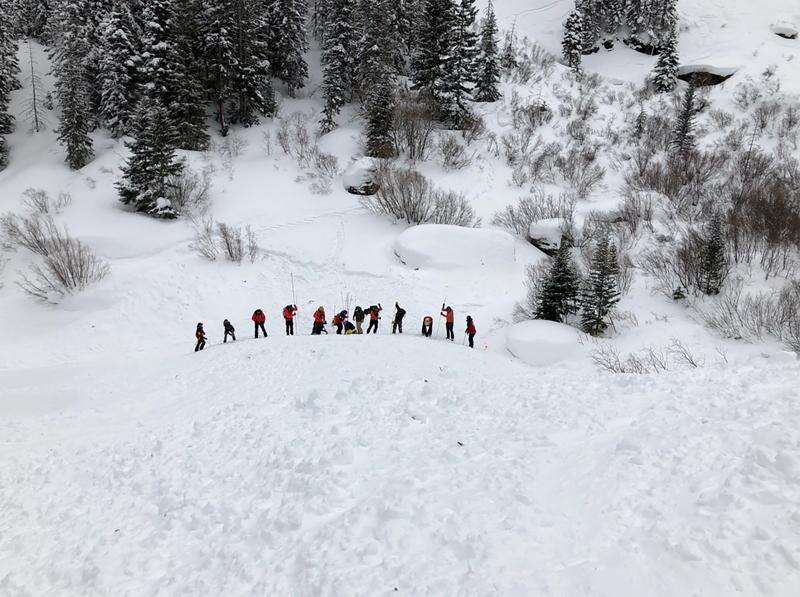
[283,304,298,335]
[465,316,477,348]
[195,323,207,352]
[312,306,327,335]
[421,316,433,337]
[252,308,267,338]
[353,306,365,334]
[223,319,236,343]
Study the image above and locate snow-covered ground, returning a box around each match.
[2,2,800,594]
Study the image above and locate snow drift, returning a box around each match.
[506,320,588,367]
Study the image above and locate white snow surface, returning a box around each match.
[506,320,589,366]
[393,224,542,271]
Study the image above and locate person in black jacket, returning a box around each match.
[392,302,406,334]
[223,319,236,343]
[195,323,206,352]
[353,306,365,334]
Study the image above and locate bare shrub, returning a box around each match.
[168,162,214,217]
[363,165,478,226]
[554,145,605,199]
[275,112,339,193]
[1,213,57,255]
[709,109,733,130]
[492,189,573,237]
[733,80,763,111]
[246,226,259,263]
[192,219,219,261]
[668,339,703,367]
[438,135,472,170]
[19,188,72,214]
[591,344,671,374]
[512,98,553,130]
[752,100,782,132]
[216,222,243,262]
[391,92,438,161]
[461,114,487,146]
[641,230,717,297]
[192,219,258,263]
[615,192,654,236]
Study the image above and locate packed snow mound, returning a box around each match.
[393,224,543,270]
[342,156,379,195]
[528,218,564,255]
[506,320,588,367]
[771,22,798,39]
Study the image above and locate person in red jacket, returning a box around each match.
[332,310,348,335]
[441,305,455,341]
[465,315,476,348]
[312,306,327,335]
[252,308,267,338]
[421,316,433,337]
[283,304,298,335]
[366,304,382,334]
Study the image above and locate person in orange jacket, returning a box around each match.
[312,306,328,335]
[283,304,298,335]
[366,303,382,334]
[195,323,207,352]
[465,316,476,348]
[252,308,267,338]
[441,304,455,341]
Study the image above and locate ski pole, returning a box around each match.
[291,273,296,306]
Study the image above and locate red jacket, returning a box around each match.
[313,309,326,323]
[369,306,382,321]
[332,314,343,325]
[252,310,266,323]
[466,321,476,335]
[283,306,297,320]
[442,309,454,323]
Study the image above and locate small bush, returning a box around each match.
[20,188,72,215]
[492,189,573,237]
[391,92,438,161]
[362,165,478,226]
[193,219,259,263]
[438,135,472,170]
[1,213,57,255]
[168,162,214,217]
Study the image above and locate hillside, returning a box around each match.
[1,0,800,594]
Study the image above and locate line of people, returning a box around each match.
[194,302,477,351]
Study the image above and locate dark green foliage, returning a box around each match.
[97,2,140,137]
[411,0,454,93]
[535,240,581,323]
[580,236,621,336]
[652,31,678,93]
[365,70,395,158]
[117,99,184,219]
[474,0,500,102]
[672,81,696,158]
[265,0,309,97]
[437,0,479,125]
[319,0,354,132]
[562,9,584,71]
[700,212,727,295]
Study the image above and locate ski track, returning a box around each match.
[1,338,799,596]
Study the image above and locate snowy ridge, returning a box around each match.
[2,336,799,595]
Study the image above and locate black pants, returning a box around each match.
[422,326,432,337]
[392,320,403,334]
[195,339,205,352]
[312,322,325,335]
[468,333,475,348]
[445,322,454,340]
[224,331,236,343]
[254,322,267,338]
[367,320,378,334]
[285,319,294,335]
[335,323,343,335]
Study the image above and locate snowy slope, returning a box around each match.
[2,337,800,595]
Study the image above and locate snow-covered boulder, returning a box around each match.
[342,157,380,195]
[771,23,798,40]
[394,224,536,270]
[528,218,564,256]
[506,320,585,367]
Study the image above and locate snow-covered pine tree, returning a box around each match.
[672,80,696,158]
[319,0,354,132]
[648,0,677,47]
[354,0,395,102]
[562,9,584,71]
[22,40,47,132]
[499,23,516,69]
[576,0,600,50]
[97,2,140,137]
[595,0,623,39]
[201,0,235,132]
[52,0,94,170]
[651,30,678,93]
[116,98,184,219]
[411,0,455,94]
[700,212,727,295]
[474,0,500,102]
[265,0,309,97]
[364,68,395,157]
[580,236,620,336]
[0,2,19,138]
[535,240,580,323]
[437,0,479,126]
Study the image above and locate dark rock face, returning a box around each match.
[678,68,736,87]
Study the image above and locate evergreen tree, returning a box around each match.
[562,9,584,71]
[411,0,454,94]
[52,0,94,169]
[499,25,516,69]
[22,40,47,132]
[0,1,20,138]
[354,0,394,102]
[437,0,479,125]
[116,98,184,219]
[265,0,309,97]
[474,0,500,102]
[580,236,620,336]
[652,31,678,93]
[535,240,580,323]
[595,0,623,37]
[672,81,696,158]
[97,2,140,137]
[172,0,210,148]
[700,213,727,295]
[364,69,395,157]
[319,0,355,132]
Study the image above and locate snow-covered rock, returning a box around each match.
[771,23,798,39]
[394,224,538,270]
[506,320,586,366]
[342,156,380,195]
[528,218,564,255]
